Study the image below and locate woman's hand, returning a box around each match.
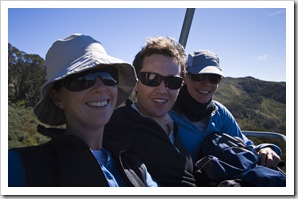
[258,147,281,169]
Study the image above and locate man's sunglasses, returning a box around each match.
[188,73,222,84]
[62,67,118,91]
[138,72,183,90]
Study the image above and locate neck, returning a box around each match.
[65,125,104,150]
[174,85,215,122]
[154,117,171,135]
[134,102,170,135]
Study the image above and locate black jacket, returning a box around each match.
[10,125,150,187]
[105,100,196,187]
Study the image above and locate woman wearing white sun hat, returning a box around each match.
[8,34,157,187]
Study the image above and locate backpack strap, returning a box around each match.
[104,133,147,187]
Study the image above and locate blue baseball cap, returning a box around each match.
[187,50,224,77]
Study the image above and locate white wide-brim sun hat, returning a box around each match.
[33,34,137,126]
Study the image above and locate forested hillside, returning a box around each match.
[7,43,287,163]
[214,76,286,135]
[8,43,46,106]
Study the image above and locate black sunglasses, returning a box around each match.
[138,72,183,90]
[63,67,118,91]
[188,73,222,84]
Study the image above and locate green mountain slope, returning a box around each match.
[214,77,286,135]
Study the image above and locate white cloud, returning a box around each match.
[266,10,285,17]
[257,54,267,61]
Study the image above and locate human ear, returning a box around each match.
[134,81,140,94]
[50,89,65,109]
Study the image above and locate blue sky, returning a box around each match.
[4,2,293,82]
[1,1,295,195]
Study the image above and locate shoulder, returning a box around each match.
[103,133,133,152]
[9,143,51,157]
[107,100,149,127]
[105,105,133,131]
[210,100,239,127]
[9,142,58,169]
[213,100,227,109]
[113,104,127,113]
[110,100,134,119]
[9,149,22,163]
[213,100,233,115]
[8,150,27,186]
[8,144,55,187]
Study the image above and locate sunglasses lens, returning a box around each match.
[65,73,95,91]
[208,74,221,84]
[189,74,221,84]
[139,72,162,87]
[165,76,183,89]
[189,74,206,82]
[139,72,182,89]
[98,72,118,86]
[64,67,118,91]
[99,67,118,86]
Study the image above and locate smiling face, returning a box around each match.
[51,76,117,133]
[184,73,218,103]
[135,54,181,120]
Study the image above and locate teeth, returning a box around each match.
[86,101,108,107]
[152,98,168,104]
[198,90,209,94]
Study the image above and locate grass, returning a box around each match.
[8,103,50,149]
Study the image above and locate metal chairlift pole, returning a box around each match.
[179,8,195,48]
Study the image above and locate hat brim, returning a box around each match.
[188,65,224,77]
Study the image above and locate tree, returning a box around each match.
[8,43,46,106]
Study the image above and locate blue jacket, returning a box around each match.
[169,100,282,163]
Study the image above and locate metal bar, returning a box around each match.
[242,131,286,143]
[179,8,195,48]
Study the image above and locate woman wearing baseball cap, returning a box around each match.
[8,34,157,187]
[170,50,284,186]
